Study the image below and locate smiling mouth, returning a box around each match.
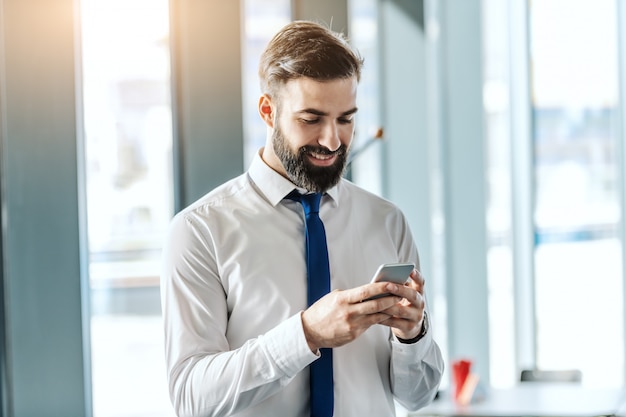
[306,150,338,166]
[309,151,335,160]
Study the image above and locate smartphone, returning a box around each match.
[364,262,415,301]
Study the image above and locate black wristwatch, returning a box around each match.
[397,311,429,344]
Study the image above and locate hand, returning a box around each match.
[301,284,402,353]
[377,269,426,340]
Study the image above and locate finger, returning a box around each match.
[380,302,425,329]
[346,282,403,304]
[382,301,423,321]
[357,294,402,313]
[383,315,424,336]
[383,283,424,306]
[407,269,425,294]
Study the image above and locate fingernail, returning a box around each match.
[386,283,397,291]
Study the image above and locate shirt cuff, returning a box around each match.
[260,312,318,378]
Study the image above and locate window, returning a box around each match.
[483,0,517,388]
[529,0,623,387]
[485,0,624,388]
[348,0,383,195]
[79,0,175,415]
[242,0,291,165]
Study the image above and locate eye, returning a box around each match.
[338,117,354,125]
[300,118,320,125]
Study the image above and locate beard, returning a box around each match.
[272,124,348,193]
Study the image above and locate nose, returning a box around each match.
[318,121,341,152]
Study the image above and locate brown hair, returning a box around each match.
[258,20,363,97]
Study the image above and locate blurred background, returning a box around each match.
[1,0,625,416]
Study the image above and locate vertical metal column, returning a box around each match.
[616,0,626,387]
[509,0,537,374]
[169,0,244,210]
[0,0,90,415]
[291,0,348,33]
[438,0,491,383]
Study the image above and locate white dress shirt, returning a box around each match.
[161,150,444,417]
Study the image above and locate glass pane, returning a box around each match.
[79,0,175,415]
[348,0,383,195]
[483,0,516,388]
[242,0,291,166]
[529,0,624,388]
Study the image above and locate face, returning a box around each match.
[260,77,358,193]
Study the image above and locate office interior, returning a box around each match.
[1,0,625,416]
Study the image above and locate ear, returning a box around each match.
[258,94,275,128]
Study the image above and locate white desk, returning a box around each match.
[411,384,626,417]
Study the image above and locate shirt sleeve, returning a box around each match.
[161,211,317,417]
[389,316,445,411]
[388,208,445,410]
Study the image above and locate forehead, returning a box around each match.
[278,77,358,113]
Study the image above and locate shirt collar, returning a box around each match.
[248,148,340,207]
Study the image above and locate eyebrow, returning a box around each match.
[296,107,359,117]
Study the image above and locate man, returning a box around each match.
[161,20,444,417]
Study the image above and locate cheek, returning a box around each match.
[339,125,356,144]
[289,124,319,145]
[275,119,303,147]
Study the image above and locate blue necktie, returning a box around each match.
[288,191,334,417]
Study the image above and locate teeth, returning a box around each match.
[310,152,333,160]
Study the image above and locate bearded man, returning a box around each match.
[161,20,443,417]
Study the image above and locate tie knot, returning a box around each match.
[287,191,322,215]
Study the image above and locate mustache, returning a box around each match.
[299,144,347,157]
